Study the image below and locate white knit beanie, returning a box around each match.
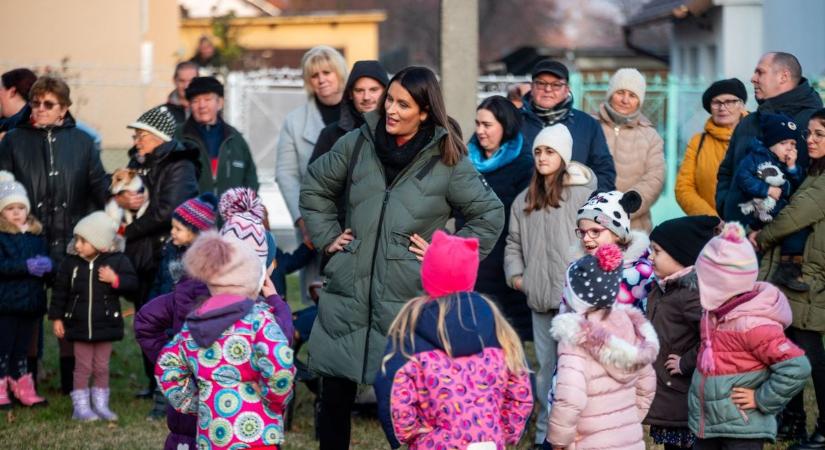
[0,171,30,213]
[532,124,573,166]
[607,68,646,106]
[74,211,119,251]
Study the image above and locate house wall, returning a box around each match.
[0,0,180,149]
[763,0,825,78]
[671,7,722,82]
[179,13,385,69]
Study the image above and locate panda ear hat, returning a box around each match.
[577,190,640,241]
[619,190,642,215]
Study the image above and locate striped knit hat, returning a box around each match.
[172,193,218,233]
[695,222,759,311]
[219,188,268,267]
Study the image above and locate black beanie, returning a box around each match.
[185,76,224,100]
[702,78,747,113]
[649,215,721,267]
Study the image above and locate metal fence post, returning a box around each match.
[570,72,583,109]
[665,74,679,196]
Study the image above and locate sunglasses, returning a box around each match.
[30,100,60,110]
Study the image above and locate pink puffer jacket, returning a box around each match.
[547,304,659,450]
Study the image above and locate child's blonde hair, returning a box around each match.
[382,293,528,375]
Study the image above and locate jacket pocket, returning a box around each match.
[322,239,360,297]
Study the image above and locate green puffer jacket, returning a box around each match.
[299,112,505,384]
[757,172,825,332]
[181,118,259,196]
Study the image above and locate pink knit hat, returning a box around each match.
[695,222,759,311]
[184,231,265,298]
[420,230,479,298]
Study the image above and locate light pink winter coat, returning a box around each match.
[547,304,659,450]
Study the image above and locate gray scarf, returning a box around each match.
[532,94,574,126]
[604,102,641,127]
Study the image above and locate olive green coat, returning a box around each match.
[757,172,825,332]
[299,112,505,383]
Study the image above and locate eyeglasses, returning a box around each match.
[532,79,567,92]
[132,132,150,141]
[710,99,742,110]
[803,129,825,143]
[575,227,608,239]
[30,100,59,110]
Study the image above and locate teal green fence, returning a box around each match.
[480,73,825,226]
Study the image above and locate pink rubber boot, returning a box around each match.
[0,377,11,409]
[10,373,47,407]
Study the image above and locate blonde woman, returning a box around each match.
[275,45,347,303]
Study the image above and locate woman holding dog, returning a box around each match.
[0,75,111,395]
[751,108,825,448]
[116,104,199,397]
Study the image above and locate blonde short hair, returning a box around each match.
[300,45,347,97]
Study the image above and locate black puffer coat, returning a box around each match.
[0,215,49,316]
[124,140,200,277]
[48,245,139,342]
[0,112,110,265]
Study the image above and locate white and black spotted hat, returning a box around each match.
[127,105,176,142]
[576,190,642,240]
[563,244,623,313]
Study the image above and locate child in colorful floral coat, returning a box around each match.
[155,231,295,450]
[375,230,533,449]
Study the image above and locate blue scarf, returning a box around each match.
[468,133,524,174]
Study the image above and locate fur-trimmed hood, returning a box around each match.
[551,304,659,382]
[0,214,43,235]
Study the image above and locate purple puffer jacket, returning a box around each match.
[135,277,293,450]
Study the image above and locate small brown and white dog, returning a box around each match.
[105,168,150,229]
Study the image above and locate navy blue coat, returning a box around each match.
[519,93,616,192]
[734,139,803,228]
[0,217,49,316]
[148,241,187,300]
[716,79,823,221]
[270,243,315,301]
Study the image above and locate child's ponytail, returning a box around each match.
[485,296,529,375]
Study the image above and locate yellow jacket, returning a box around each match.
[675,115,745,216]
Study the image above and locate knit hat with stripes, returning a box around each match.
[172,193,218,233]
[695,222,759,311]
[127,105,177,142]
[219,188,268,267]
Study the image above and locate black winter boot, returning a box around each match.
[791,426,825,449]
[773,261,810,292]
[59,356,74,395]
[778,411,809,442]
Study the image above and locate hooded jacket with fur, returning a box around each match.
[687,282,811,440]
[0,215,49,316]
[547,304,659,449]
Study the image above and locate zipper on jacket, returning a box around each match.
[613,126,620,137]
[46,129,58,178]
[363,187,391,381]
[87,257,96,341]
[698,375,706,438]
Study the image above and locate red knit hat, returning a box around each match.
[420,230,479,298]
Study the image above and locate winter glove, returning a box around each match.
[26,256,53,277]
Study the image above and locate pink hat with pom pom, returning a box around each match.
[420,230,479,298]
[695,222,759,311]
[183,230,265,298]
[563,243,623,314]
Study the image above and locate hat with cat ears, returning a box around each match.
[576,190,642,240]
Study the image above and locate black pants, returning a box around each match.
[318,376,358,450]
[0,315,37,379]
[785,326,825,427]
[693,437,763,449]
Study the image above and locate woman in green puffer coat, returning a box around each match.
[754,108,825,446]
[299,66,504,450]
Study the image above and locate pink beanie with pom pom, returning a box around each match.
[420,230,479,298]
[695,222,759,311]
[183,230,264,298]
[219,187,265,223]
